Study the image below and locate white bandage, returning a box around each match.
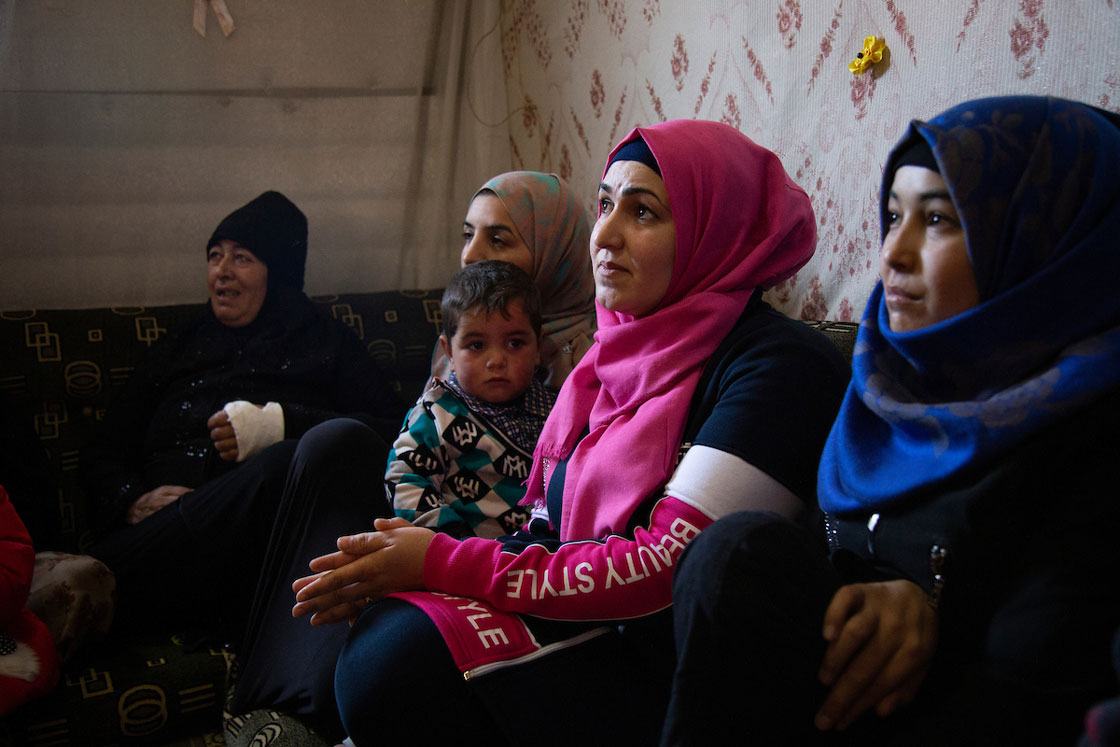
[223,401,284,462]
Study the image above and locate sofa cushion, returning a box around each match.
[1,627,228,745]
[0,290,445,745]
[0,290,443,553]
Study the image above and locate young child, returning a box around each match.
[387,260,556,539]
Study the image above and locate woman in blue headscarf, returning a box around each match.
[662,96,1120,745]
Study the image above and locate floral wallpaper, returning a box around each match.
[496,0,1120,321]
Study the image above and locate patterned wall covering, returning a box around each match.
[496,0,1120,321]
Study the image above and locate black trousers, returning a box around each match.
[92,418,392,739]
[661,511,837,747]
[90,438,300,632]
[662,511,1115,747]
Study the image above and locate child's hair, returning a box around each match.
[441,260,543,339]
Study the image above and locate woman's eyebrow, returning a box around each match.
[888,189,953,203]
[463,219,514,232]
[599,182,669,207]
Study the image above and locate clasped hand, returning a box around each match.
[292,517,434,626]
[126,485,192,524]
[814,579,939,732]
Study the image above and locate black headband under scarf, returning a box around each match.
[206,191,308,292]
[606,137,662,177]
[885,138,940,194]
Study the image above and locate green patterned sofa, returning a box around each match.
[0,290,858,746]
[0,290,444,746]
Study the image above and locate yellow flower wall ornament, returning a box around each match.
[849,36,887,75]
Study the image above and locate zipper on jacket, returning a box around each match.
[823,513,839,552]
[462,627,612,680]
[928,544,948,610]
[865,512,880,554]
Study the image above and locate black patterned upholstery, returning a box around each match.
[801,319,859,364]
[0,290,443,746]
[0,293,856,746]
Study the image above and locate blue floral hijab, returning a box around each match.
[819,96,1120,514]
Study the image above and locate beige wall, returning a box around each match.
[1,0,509,309]
[496,0,1120,321]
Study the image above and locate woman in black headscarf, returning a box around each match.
[83,191,401,632]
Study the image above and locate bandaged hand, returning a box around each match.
[209,401,284,462]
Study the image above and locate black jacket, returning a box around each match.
[80,288,403,530]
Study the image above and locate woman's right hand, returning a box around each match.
[292,517,434,626]
[814,579,939,732]
[126,485,192,525]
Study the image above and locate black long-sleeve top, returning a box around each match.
[80,288,404,531]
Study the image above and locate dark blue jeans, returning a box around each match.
[336,595,675,745]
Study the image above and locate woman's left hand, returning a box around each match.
[291,517,434,626]
[814,579,939,732]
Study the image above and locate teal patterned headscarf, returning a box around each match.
[474,172,596,389]
[819,96,1120,513]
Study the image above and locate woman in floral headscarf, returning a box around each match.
[293,120,849,745]
[664,96,1120,746]
[432,171,596,390]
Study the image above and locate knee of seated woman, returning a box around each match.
[295,419,386,466]
[335,600,457,732]
[673,512,818,600]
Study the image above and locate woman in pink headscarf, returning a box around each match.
[294,120,849,744]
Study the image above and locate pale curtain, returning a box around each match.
[0,0,509,309]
